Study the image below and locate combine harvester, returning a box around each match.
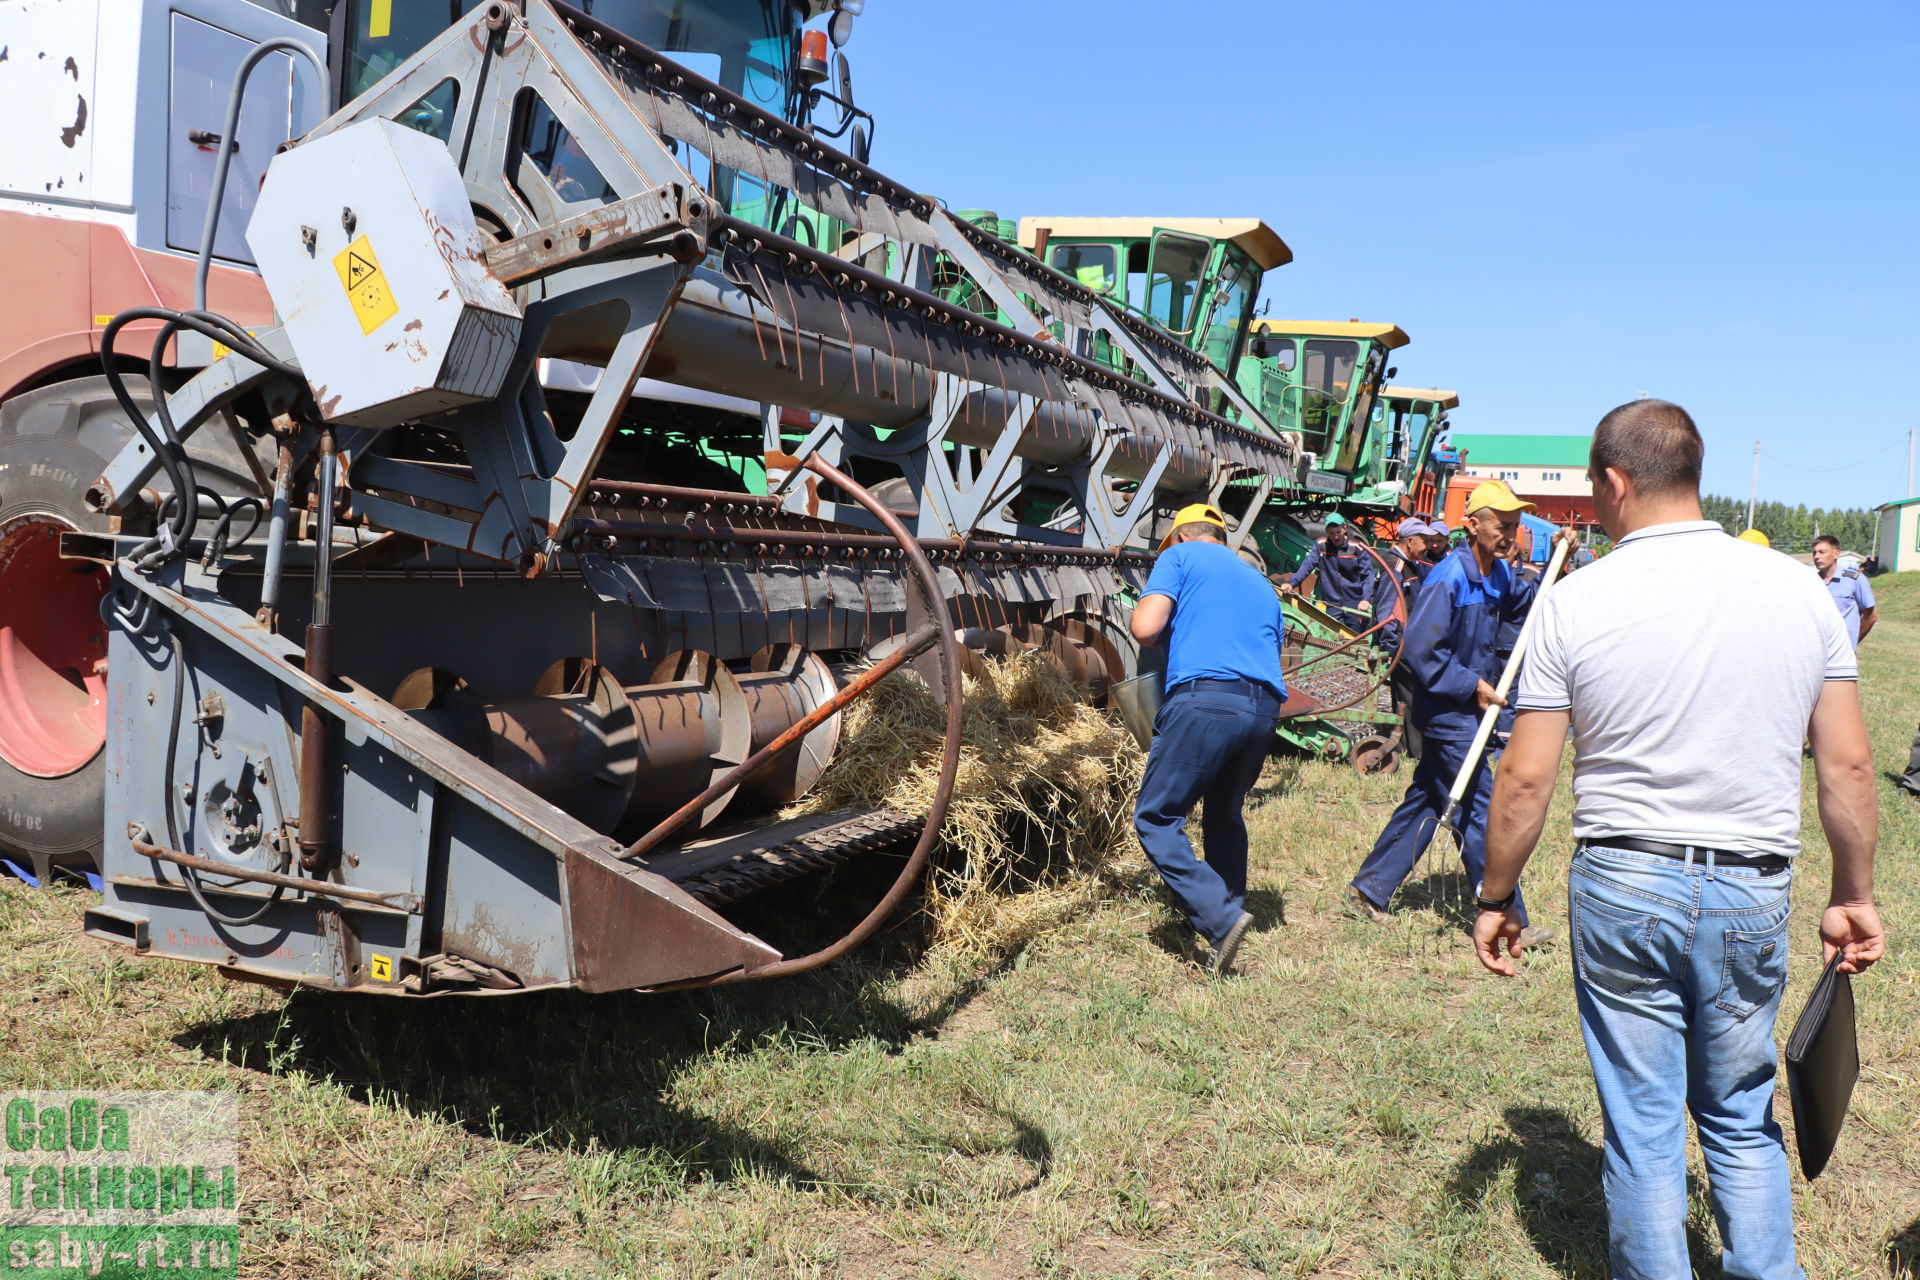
[1375,386,1463,521]
[902,214,1455,772]
[0,0,1357,994]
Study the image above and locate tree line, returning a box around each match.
[1699,495,1877,555]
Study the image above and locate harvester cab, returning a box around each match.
[1012,218,1292,395]
[1236,319,1409,493]
[336,1,861,160]
[993,217,1297,548]
[1374,386,1460,517]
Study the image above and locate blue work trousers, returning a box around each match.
[1133,681,1279,946]
[1350,734,1529,925]
[1570,845,1800,1280]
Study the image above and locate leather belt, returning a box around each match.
[1175,677,1280,700]
[1588,836,1790,875]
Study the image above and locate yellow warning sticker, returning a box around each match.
[93,314,114,327]
[209,329,253,362]
[370,953,394,982]
[333,234,400,336]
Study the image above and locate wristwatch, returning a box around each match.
[1474,886,1517,913]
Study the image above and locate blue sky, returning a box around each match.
[843,1,1918,509]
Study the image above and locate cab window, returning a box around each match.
[1051,243,1117,293]
[1197,252,1255,374]
[343,0,797,110]
[1144,233,1210,334]
[1302,339,1358,397]
[1252,335,1296,372]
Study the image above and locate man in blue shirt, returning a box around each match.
[1347,482,1553,943]
[1283,513,1377,631]
[1812,535,1876,647]
[1131,503,1286,973]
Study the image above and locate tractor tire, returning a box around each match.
[0,374,267,882]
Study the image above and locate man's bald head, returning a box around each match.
[1590,400,1703,499]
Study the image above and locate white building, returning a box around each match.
[1873,497,1920,572]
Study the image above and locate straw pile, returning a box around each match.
[785,650,1150,957]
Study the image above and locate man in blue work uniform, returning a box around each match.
[1371,517,1429,653]
[1812,534,1876,648]
[1347,482,1554,944]
[1282,513,1377,632]
[1131,503,1285,973]
[1378,518,1432,754]
[1389,518,1431,588]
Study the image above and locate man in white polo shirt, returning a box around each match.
[1471,400,1884,1280]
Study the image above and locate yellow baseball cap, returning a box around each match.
[1158,503,1227,551]
[1737,528,1771,547]
[1464,480,1536,515]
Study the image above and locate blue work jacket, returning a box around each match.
[1285,537,1377,607]
[1370,549,1424,650]
[1494,561,1542,658]
[1403,544,1538,739]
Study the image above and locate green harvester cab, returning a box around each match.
[1372,386,1461,517]
[1235,319,1409,495]
[1014,217,1292,396]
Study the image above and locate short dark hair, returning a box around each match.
[1813,534,1841,550]
[1590,400,1703,498]
[1172,520,1225,543]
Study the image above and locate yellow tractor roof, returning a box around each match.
[1251,319,1411,349]
[1016,217,1294,271]
[1379,385,1459,409]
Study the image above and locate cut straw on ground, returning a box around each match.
[787,651,1151,958]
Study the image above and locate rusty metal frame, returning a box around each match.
[128,826,423,913]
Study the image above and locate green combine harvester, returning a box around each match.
[863,208,1481,774]
[1375,386,1463,519]
[977,218,1433,769]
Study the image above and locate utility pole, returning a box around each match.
[1747,440,1760,531]
[1908,427,1915,499]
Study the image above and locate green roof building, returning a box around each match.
[1447,432,1596,528]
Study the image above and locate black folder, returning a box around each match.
[1784,950,1858,1181]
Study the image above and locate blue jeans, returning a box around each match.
[1350,735,1529,926]
[1133,681,1279,946]
[1570,845,1801,1280]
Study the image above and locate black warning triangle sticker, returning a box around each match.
[345,252,378,286]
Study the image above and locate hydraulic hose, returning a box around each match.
[192,36,328,312]
[98,306,303,569]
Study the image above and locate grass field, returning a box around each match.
[4,576,1919,1279]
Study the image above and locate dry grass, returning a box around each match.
[790,651,1149,957]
